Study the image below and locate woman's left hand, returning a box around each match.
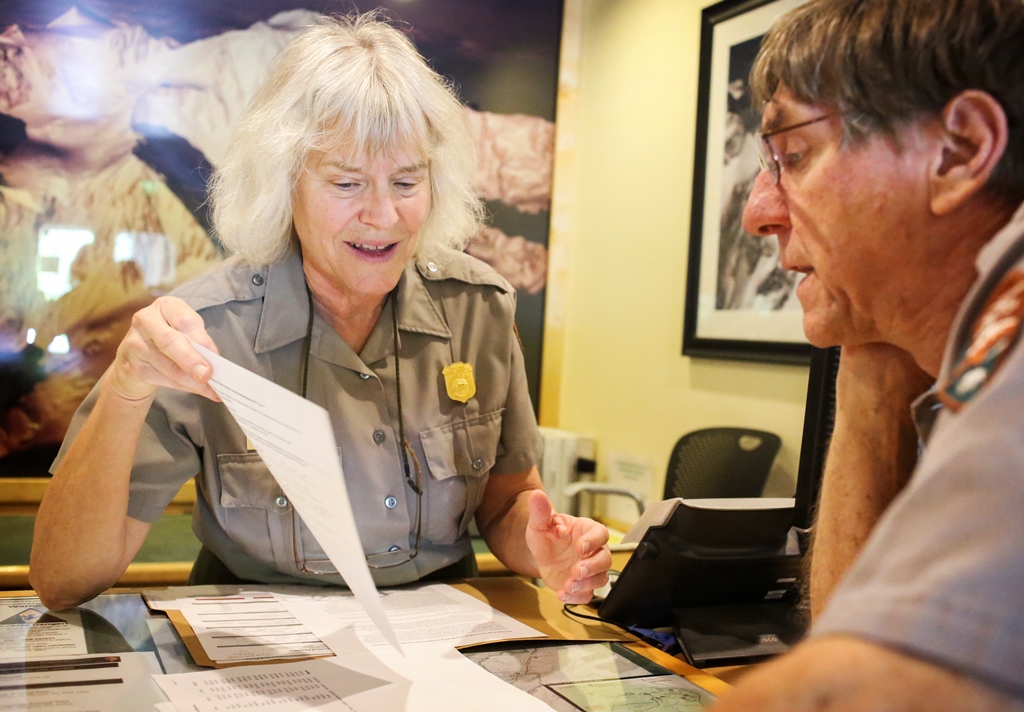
[525,490,612,604]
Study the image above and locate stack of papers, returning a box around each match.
[144,581,552,711]
[0,585,554,712]
[144,583,543,664]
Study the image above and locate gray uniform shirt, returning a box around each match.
[54,247,542,587]
[814,202,1024,699]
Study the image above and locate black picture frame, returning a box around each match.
[682,0,811,365]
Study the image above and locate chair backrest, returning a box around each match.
[664,427,782,500]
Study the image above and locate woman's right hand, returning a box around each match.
[106,296,221,402]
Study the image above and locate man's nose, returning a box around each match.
[742,169,790,238]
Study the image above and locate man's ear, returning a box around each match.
[929,90,1008,216]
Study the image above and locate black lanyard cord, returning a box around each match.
[301,283,418,494]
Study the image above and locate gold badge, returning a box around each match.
[442,362,476,403]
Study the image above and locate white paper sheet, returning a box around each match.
[177,591,333,663]
[0,597,87,660]
[152,656,394,712]
[355,645,554,712]
[278,583,544,650]
[277,584,552,711]
[0,652,165,712]
[192,342,401,652]
[154,631,551,712]
[144,584,325,612]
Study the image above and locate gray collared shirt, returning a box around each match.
[814,202,1024,699]
[54,247,542,587]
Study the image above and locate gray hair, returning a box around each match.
[750,0,1024,203]
[210,13,483,266]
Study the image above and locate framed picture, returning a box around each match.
[682,0,810,364]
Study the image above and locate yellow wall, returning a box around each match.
[542,0,809,524]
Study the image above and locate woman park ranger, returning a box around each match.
[31,14,611,610]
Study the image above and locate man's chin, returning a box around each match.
[802,317,845,349]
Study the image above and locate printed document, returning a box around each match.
[192,342,401,652]
[177,591,332,663]
[153,644,553,712]
[152,656,392,712]
[151,583,542,662]
[278,583,544,650]
[0,597,87,660]
[0,652,164,711]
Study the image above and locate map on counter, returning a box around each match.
[550,675,715,711]
[462,641,716,711]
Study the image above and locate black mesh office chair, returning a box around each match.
[562,427,782,520]
[664,427,781,500]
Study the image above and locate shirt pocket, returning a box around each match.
[215,452,290,568]
[418,408,504,542]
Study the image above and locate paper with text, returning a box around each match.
[153,644,553,712]
[0,597,86,660]
[192,342,401,652]
[178,591,333,663]
[143,584,321,612]
[278,583,544,650]
[152,657,393,712]
[0,652,164,711]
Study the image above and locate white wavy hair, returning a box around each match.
[210,13,483,266]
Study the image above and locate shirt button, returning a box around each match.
[388,545,401,553]
[427,262,438,272]
[373,430,386,444]
[472,458,484,470]
[384,496,398,509]
[359,372,371,380]
[275,495,289,508]
[252,274,265,286]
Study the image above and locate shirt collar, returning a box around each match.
[252,247,452,357]
[938,200,1024,384]
[396,261,452,340]
[253,244,308,354]
[975,200,1024,274]
[356,261,453,366]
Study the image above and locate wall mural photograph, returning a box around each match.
[0,0,563,476]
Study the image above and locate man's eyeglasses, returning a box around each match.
[755,113,840,184]
[364,438,423,569]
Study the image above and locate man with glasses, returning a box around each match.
[715,0,1024,709]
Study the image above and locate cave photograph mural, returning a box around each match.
[0,0,563,475]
